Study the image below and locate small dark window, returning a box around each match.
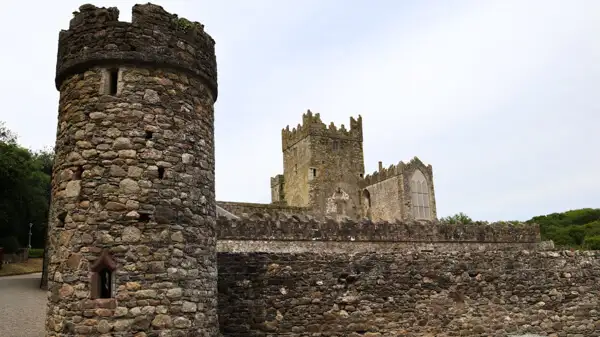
[145,131,153,140]
[309,168,317,181]
[332,140,339,151]
[139,213,151,222]
[158,167,165,179]
[109,69,119,95]
[359,173,363,178]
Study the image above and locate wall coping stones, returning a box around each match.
[216,212,541,243]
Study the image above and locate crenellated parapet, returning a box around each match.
[361,156,433,187]
[282,110,363,151]
[216,212,541,243]
[56,3,217,98]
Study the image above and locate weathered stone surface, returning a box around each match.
[218,250,600,337]
[45,3,218,337]
[216,214,541,244]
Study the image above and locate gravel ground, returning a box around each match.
[0,273,45,337]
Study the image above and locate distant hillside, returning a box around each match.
[525,208,600,249]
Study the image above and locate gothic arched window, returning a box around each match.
[410,170,431,220]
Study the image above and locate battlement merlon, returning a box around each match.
[360,156,433,187]
[270,174,284,188]
[217,213,542,243]
[56,3,218,99]
[281,110,363,151]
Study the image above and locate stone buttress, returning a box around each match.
[46,3,218,336]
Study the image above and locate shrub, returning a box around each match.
[0,236,21,254]
[28,248,44,258]
[584,236,600,250]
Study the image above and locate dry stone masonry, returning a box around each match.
[218,249,600,337]
[46,3,218,336]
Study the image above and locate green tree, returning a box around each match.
[440,212,473,224]
[0,121,17,144]
[527,208,600,249]
[584,236,600,250]
[0,122,52,249]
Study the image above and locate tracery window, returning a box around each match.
[410,170,431,220]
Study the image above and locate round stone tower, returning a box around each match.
[46,3,218,336]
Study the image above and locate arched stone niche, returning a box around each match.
[90,249,117,299]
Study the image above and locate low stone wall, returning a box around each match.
[217,250,600,337]
[217,201,310,218]
[216,214,541,244]
[2,249,29,264]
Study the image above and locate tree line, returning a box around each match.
[441,209,600,250]
[0,121,52,253]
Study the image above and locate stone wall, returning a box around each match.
[218,250,600,337]
[282,137,312,207]
[216,202,310,218]
[216,215,541,244]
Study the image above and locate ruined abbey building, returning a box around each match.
[218,111,437,222]
[44,3,600,337]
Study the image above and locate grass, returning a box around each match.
[0,258,43,277]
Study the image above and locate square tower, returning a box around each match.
[278,110,365,219]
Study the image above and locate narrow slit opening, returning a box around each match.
[158,167,165,179]
[109,69,118,95]
[99,268,112,298]
[145,130,153,140]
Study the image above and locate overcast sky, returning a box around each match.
[0,0,598,221]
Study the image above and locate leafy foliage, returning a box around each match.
[28,248,45,258]
[0,122,53,250]
[440,212,473,224]
[526,208,600,249]
[441,209,600,250]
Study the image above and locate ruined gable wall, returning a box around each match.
[362,170,403,222]
[218,250,600,337]
[361,157,437,221]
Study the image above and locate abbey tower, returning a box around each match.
[46,4,218,336]
[270,111,437,222]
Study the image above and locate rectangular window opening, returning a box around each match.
[108,68,119,95]
[309,168,317,180]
